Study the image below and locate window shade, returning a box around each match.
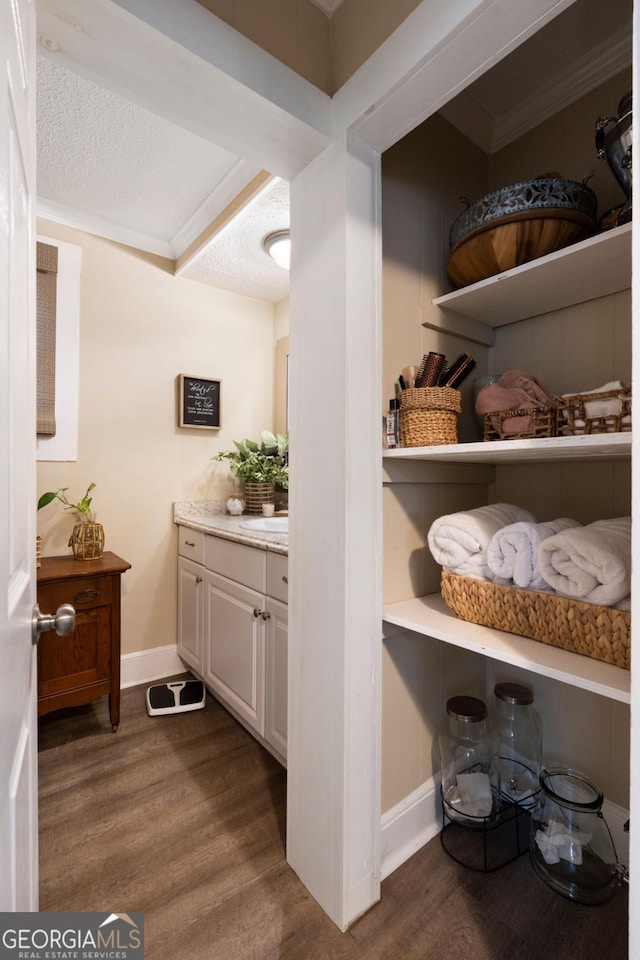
[36,241,58,436]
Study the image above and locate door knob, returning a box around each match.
[32,602,76,644]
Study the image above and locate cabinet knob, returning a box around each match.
[253,607,261,618]
[261,610,271,620]
[282,576,288,584]
[196,576,203,584]
[32,602,76,645]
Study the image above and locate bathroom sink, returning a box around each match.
[240,517,289,534]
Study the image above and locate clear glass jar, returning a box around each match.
[439,695,499,827]
[529,768,618,904]
[492,681,542,807]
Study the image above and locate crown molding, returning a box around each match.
[308,0,346,17]
[442,28,632,156]
[36,198,174,259]
[490,28,632,152]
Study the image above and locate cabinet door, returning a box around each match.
[204,570,265,736]
[265,596,288,761]
[37,603,111,703]
[177,556,204,674]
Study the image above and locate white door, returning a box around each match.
[0,0,38,911]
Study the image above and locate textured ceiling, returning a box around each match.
[180,178,291,302]
[36,52,291,302]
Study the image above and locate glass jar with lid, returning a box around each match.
[529,768,619,904]
[439,695,499,827]
[492,681,542,808]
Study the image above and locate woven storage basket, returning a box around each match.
[440,571,630,670]
[483,405,556,441]
[399,387,461,447]
[68,522,105,560]
[556,388,632,436]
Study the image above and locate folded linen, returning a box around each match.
[427,503,536,580]
[476,370,556,435]
[559,380,630,432]
[537,516,631,606]
[487,518,582,590]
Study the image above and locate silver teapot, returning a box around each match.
[595,90,632,225]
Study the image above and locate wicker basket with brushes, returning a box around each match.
[440,571,630,670]
[399,387,461,447]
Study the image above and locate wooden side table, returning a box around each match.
[36,552,131,731]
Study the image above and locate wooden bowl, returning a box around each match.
[446,210,595,289]
[446,176,597,288]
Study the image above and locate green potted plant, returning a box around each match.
[213,431,288,514]
[37,482,105,560]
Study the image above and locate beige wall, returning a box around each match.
[380,81,631,814]
[36,219,276,658]
[194,0,331,93]
[193,0,420,95]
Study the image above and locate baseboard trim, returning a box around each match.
[381,778,441,880]
[121,644,185,689]
[380,780,629,880]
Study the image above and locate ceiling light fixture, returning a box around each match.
[263,230,290,270]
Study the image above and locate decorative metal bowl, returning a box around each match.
[446,177,598,289]
[449,177,597,248]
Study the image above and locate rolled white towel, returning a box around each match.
[560,381,630,432]
[487,518,582,590]
[537,516,631,606]
[427,503,536,580]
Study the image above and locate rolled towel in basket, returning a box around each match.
[559,380,630,431]
[487,518,582,590]
[427,502,536,580]
[537,516,631,606]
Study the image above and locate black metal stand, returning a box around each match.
[440,787,533,873]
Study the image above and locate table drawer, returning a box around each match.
[39,575,113,611]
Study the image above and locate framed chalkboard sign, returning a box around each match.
[178,374,221,429]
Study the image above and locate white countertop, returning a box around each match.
[174,501,288,556]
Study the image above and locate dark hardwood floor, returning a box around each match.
[38,680,628,960]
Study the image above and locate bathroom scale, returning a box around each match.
[146,679,206,716]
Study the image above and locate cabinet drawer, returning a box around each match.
[178,526,206,564]
[39,576,113,611]
[266,553,288,604]
[205,536,266,593]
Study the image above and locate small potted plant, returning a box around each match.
[37,482,105,560]
[213,431,288,514]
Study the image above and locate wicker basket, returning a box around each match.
[244,482,275,515]
[68,522,105,560]
[399,387,461,447]
[440,571,630,670]
[483,405,556,441]
[556,388,632,436]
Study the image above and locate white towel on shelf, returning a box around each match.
[427,503,536,580]
[487,518,582,590]
[560,380,630,431]
[537,516,631,606]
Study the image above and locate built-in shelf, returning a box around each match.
[432,223,632,327]
[382,593,630,704]
[383,432,631,464]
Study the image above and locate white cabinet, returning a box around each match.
[204,570,265,734]
[177,525,288,763]
[264,595,288,758]
[177,526,206,675]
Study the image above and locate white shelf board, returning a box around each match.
[432,223,632,326]
[383,593,630,704]
[383,432,631,464]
